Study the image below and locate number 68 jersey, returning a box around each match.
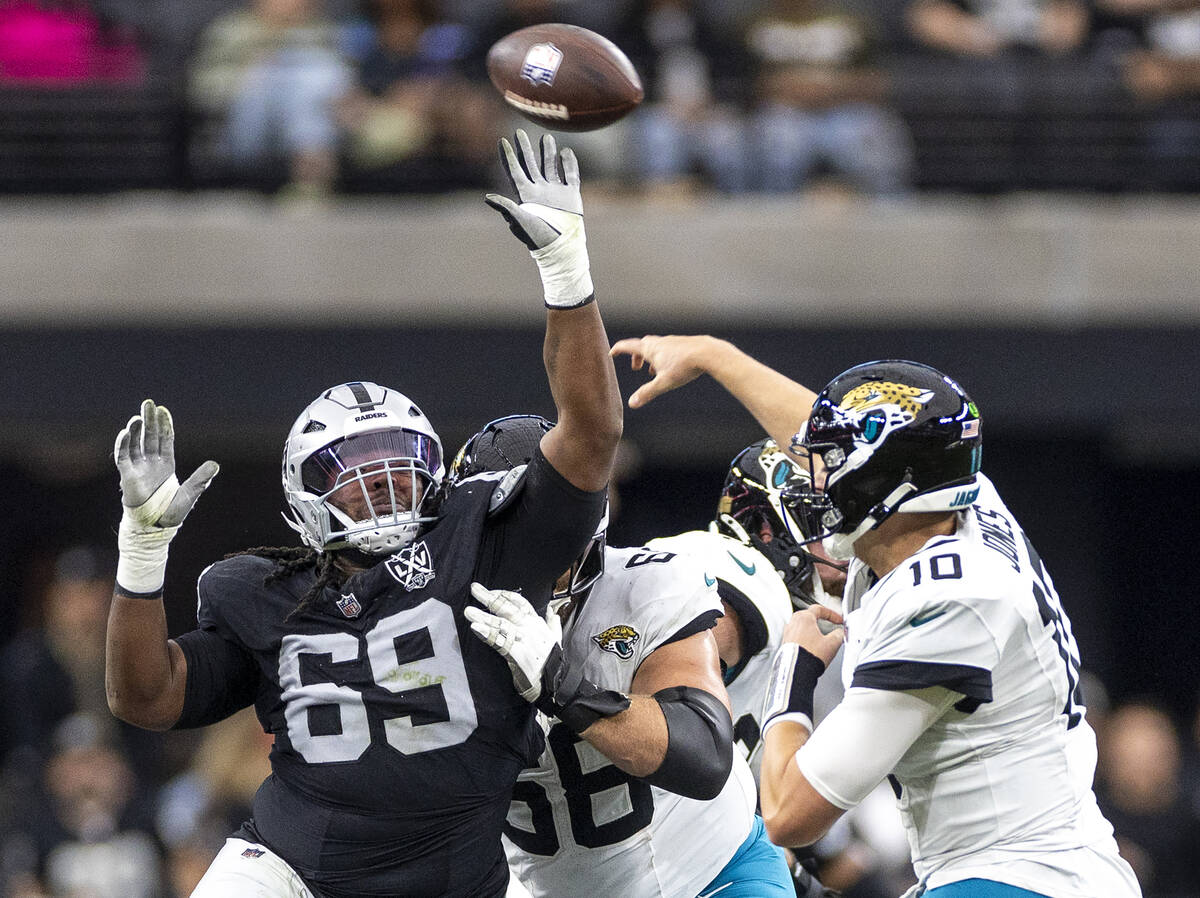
[503,545,759,898]
[832,473,1140,897]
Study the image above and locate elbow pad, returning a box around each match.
[643,686,734,800]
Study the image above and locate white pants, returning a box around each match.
[190,838,315,898]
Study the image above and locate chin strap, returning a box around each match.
[825,476,919,561]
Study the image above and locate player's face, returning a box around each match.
[806,537,847,597]
[328,461,425,523]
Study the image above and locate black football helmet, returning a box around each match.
[795,360,983,560]
[448,413,553,484]
[449,414,606,600]
[713,438,825,608]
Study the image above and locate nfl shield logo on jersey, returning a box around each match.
[521,43,562,85]
[386,540,436,591]
[336,592,362,618]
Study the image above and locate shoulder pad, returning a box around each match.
[488,464,528,515]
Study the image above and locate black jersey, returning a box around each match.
[174,450,603,898]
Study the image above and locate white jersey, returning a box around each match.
[647,530,793,784]
[503,545,758,898]
[838,473,1140,897]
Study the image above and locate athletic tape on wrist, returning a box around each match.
[761,643,827,736]
[116,477,183,593]
[524,203,594,308]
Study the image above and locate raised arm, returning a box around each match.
[485,129,622,492]
[610,334,817,455]
[106,400,219,730]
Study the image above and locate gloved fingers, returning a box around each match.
[161,460,219,527]
[464,607,515,652]
[114,424,132,468]
[540,132,560,184]
[155,403,175,466]
[561,147,580,188]
[141,399,161,458]
[497,137,528,195]
[126,413,145,463]
[542,605,563,641]
[470,582,536,622]
[515,128,543,182]
[485,194,539,251]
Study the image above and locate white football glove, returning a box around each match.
[485,129,594,309]
[113,399,219,593]
[464,582,561,702]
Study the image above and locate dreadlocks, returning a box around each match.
[228,546,346,619]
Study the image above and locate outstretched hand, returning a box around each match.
[485,128,583,252]
[486,128,593,309]
[609,335,714,409]
[114,399,219,529]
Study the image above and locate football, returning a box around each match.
[486,23,644,132]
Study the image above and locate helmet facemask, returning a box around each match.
[282,383,444,555]
[714,439,825,609]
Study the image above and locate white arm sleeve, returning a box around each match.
[795,686,959,809]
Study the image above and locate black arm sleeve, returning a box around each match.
[474,446,606,612]
[642,686,734,801]
[173,629,260,729]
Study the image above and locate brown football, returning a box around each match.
[486,23,644,132]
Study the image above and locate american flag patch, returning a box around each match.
[962,419,980,438]
[241,848,265,858]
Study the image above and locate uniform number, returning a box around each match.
[1022,534,1084,729]
[277,600,478,763]
[505,721,655,855]
[909,552,963,585]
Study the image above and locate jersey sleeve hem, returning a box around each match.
[660,608,722,647]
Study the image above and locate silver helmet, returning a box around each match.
[281,382,444,554]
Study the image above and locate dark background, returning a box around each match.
[4,322,1196,720]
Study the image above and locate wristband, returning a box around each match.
[761,643,827,736]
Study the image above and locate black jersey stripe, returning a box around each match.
[851,659,993,704]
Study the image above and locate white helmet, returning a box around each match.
[281,382,444,555]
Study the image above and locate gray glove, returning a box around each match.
[113,399,218,593]
[486,129,594,308]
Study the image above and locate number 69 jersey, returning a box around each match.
[503,545,759,898]
[831,473,1140,897]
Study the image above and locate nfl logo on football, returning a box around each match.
[521,43,562,85]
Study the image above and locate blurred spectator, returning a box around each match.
[744,0,914,195]
[617,0,755,195]
[1097,0,1200,190]
[189,0,354,198]
[155,709,272,897]
[1,713,161,898]
[905,0,1088,56]
[1095,700,1200,897]
[337,0,497,184]
[0,0,143,84]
